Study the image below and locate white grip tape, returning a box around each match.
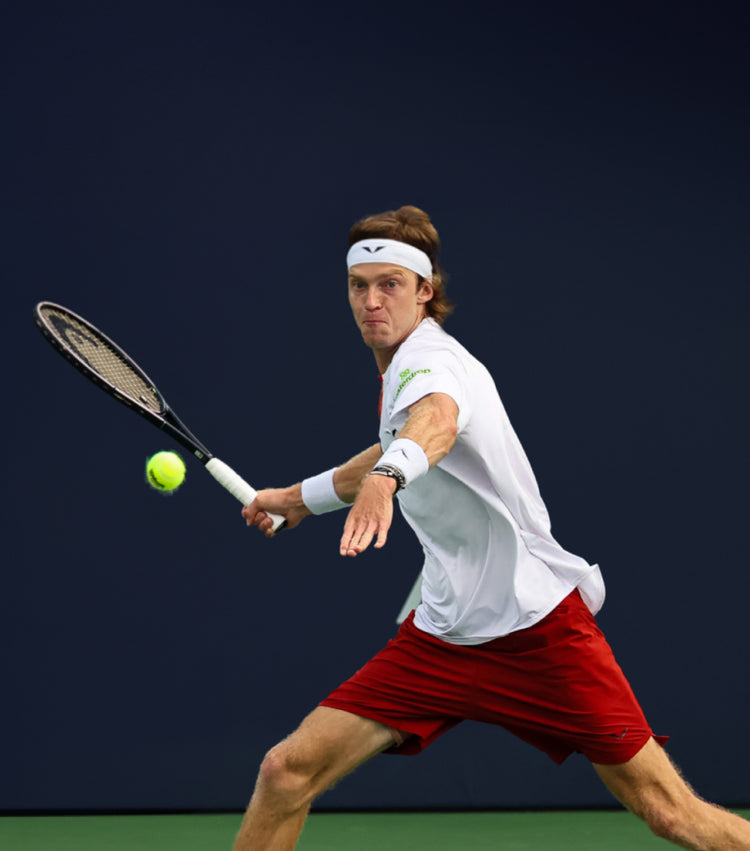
[205,458,286,531]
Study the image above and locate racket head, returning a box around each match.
[34,301,167,417]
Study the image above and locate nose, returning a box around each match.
[364,286,382,311]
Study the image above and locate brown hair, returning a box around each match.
[348,205,454,325]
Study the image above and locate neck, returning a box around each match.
[372,314,426,373]
[374,347,396,374]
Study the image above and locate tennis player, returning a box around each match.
[237,206,750,850]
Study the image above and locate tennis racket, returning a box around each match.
[34,301,286,531]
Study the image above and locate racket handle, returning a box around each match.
[205,458,286,531]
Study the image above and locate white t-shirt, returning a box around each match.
[380,318,605,645]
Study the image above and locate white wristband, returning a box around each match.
[376,438,430,489]
[301,467,349,514]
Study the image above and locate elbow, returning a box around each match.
[446,419,458,449]
[437,417,458,460]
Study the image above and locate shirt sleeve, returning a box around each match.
[386,349,470,432]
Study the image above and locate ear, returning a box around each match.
[417,281,434,303]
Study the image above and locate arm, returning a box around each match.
[397,392,458,466]
[333,444,384,501]
[241,444,383,537]
[340,393,459,556]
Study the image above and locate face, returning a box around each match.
[348,263,433,371]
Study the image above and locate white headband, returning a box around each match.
[346,238,433,281]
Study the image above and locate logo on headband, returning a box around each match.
[363,246,385,253]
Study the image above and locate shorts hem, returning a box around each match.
[582,733,670,766]
[319,698,426,755]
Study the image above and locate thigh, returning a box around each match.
[274,706,399,786]
[476,591,666,765]
[593,737,692,814]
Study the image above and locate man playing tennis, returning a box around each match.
[238,206,750,850]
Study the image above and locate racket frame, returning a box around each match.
[35,301,213,461]
[34,301,285,529]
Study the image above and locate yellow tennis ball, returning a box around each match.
[146,451,186,492]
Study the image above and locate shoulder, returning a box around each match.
[392,319,476,375]
[396,319,462,360]
[384,321,477,417]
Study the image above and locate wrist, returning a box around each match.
[373,439,430,491]
[288,484,313,516]
[367,464,406,492]
[366,466,402,493]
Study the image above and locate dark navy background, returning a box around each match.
[3,1,748,812]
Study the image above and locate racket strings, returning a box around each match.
[40,306,163,413]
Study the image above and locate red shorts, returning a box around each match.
[321,589,667,765]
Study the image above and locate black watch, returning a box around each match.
[368,464,406,491]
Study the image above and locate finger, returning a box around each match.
[373,525,389,549]
[340,529,360,556]
[348,524,379,557]
[339,514,359,556]
[257,513,277,537]
[243,501,269,530]
[340,519,369,557]
[354,526,376,555]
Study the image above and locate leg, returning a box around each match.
[233,706,400,851]
[595,737,750,850]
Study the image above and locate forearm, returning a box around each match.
[395,393,459,467]
[244,445,380,534]
[339,396,458,557]
[310,396,458,513]
[332,444,383,502]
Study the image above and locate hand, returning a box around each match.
[241,485,310,538]
[339,474,396,557]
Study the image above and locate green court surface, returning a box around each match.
[3,809,749,849]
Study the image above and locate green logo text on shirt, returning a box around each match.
[395,368,431,400]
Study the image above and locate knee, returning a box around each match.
[640,803,683,843]
[635,793,707,846]
[255,743,317,813]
